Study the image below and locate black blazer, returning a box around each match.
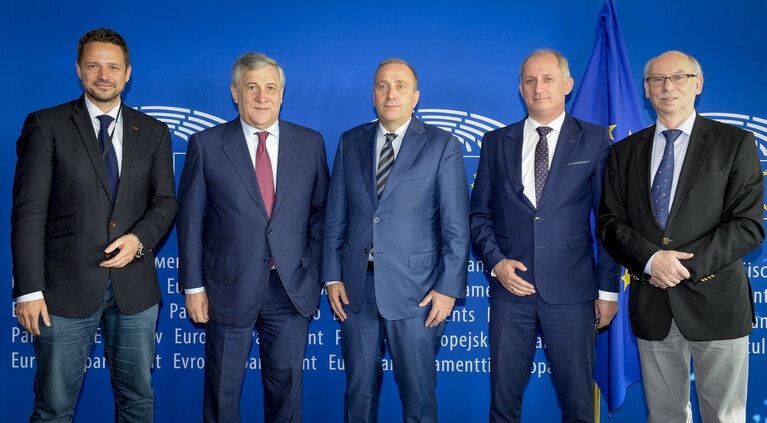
[597,115,764,341]
[11,96,177,317]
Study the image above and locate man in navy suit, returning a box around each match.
[177,52,330,423]
[322,58,470,423]
[470,49,621,423]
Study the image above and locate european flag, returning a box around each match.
[570,0,645,413]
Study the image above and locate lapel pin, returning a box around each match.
[133,126,139,131]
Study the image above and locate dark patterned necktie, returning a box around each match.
[534,126,553,206]
[97,114,119,200]
[651,129,682,228]
[376,133,397,199]
[255,131,274,217]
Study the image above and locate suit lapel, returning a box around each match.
[538,114,581,208]
[634,125,657,225]
[273,121,299,215]
[354,123,378,208]
[378,117,427,204]
[71,96,113,202]
[667,115,710,225]
[503,121,534,210]
[221,119,270,220]
[115,105,139,208]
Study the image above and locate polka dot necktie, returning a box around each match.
[651,129,682,228]
[534,126,553,207]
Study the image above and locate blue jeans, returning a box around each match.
[31,281,158,423]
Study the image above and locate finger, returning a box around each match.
[424,309,439,327]
[329,296,347,321]
[104,239,123,254]
[40,306,51,327]
[418,293,433,307]
[28,313,40,336]
[339,290,350,305]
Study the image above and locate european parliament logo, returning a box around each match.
[136,105,227,174]
[701,112,767,220]
[415,108,505,158]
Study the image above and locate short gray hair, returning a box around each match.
[519,49,571,81]
[643,50,703,78]
[374,58,418,90]
[231,52,285,89]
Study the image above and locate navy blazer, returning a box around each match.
[177,118,329,327]
[322,117,470,320]
[470,114,620,303]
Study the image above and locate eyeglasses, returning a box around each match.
[645,74,698,87]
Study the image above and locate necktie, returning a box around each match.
[97,114,119,200]
[255,131,274,217]
[651,129,682,228]
[376,133,397,199]
[534,126,553,206]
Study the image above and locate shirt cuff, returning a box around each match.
[184,287,205,295]
[644,251,660,276]
[324,281,341,287]
[16,291,44,302]
[598,290,618,302]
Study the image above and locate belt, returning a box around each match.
[367,261,375,272]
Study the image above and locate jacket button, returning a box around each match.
[662,237,670,245]
[263,259,270,265]
[534,217,542,223]
[109,221,117,228]
[267,228,273,234]
[373,217,380,223]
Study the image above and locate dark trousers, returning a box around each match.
[489,295,595,423]
[203,271,310,423]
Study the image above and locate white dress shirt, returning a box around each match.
[16,97,124,303]
[185,119,281,295]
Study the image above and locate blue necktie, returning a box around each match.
[651,129,682,228]
[97,114,119,201]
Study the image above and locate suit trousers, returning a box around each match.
[340,270,445,423]
[489,295,596,423]
[31,280,158,423]
[637,319,749,423]
[203,271,310,423]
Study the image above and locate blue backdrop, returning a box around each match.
[3,1,767,421]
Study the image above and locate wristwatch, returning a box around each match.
[131,233,146,258]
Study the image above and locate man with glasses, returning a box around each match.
[598,50,763,422]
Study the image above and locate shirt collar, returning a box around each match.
[525,111,566,134]
[84,95,121,121]
[240,119,280,139]
[655,110,696,139]
[378,117,412,139]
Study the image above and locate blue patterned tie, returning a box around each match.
[97,114,119,201]
[534,126,553,206]
[651,129,682,228]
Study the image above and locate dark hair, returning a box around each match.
[77,28,130,67]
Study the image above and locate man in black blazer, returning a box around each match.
[598,51,764,423]
[11,29,176,422]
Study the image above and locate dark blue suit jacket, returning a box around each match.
[322,117,470,320]
[177,118,329,327]
[470,114,620,303]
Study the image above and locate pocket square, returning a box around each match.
[567,160,590,166]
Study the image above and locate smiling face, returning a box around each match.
[373,63,420,132]
[231,65,284,130]
[644,51,703,128]
[76,41,131,112]
[519,52,573,125]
